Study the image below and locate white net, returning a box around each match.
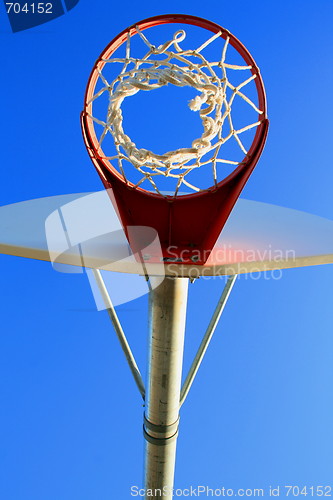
[87,26,264,196]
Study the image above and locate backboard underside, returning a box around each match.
[0,191,332,278]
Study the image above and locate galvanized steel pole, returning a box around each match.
[144,277,189,499]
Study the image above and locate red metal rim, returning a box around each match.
[82,14,268,200]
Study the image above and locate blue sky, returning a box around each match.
[0,1,332,499]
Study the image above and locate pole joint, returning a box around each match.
[143,414,180,446]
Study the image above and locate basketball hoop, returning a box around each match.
[81,14,268,265]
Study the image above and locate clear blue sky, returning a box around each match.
[0,1,332,499]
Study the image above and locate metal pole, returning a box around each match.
[144,276,189,500]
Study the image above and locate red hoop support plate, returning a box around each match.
[81,14,269,266]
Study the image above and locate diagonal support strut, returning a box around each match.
[180,274,237,407]
[92,268,146,400]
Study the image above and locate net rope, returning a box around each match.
[87,27,264,196]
